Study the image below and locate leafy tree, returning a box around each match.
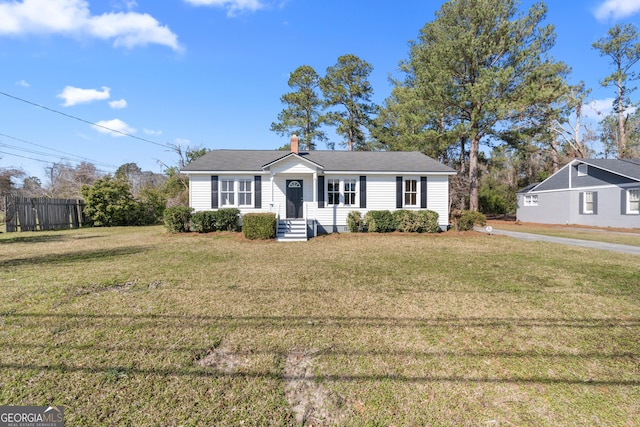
[593,23,640,158]
[270,65,327,150]
[398,0,568,211]
[320,54,378,151]
[81,176,139,226]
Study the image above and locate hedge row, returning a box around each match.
[163,207,240,233]
[347,210,440,233]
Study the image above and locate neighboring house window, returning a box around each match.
[583,191,594,214]
[405,179,417,206]
[220,179,235,206]
[238,179,252,206]
[328,179,340,205]
[628,189,640,214]
[344,179,357,206]
[524,195,538,206]
[578,164,588,176]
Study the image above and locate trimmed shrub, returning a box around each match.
[163,206,193,233]
[242,213,277,240]
[346,211,365,233]
[415,210,440,233]
[364,210,396,233]
[216,208,240,231]
[191,211,217,233]
[457,210,487,231]
[393,210,419,232]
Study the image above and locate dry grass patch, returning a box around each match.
[0,226,639,425]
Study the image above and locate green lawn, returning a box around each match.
[1,226,639,426]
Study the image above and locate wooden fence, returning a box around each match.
[3,196,86,232]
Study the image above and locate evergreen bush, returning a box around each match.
[346,211,364,232]
[364,210,396,233]
[458,210,487,231]
[191,211,217,233]
[415,210,440,233]
[163,206,193,233]
[242,213,277,239]
[215,208,240,231]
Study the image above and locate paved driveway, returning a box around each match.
[476,228,640,256]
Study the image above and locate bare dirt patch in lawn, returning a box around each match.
[283,348,349,426]
[196,345,251,374]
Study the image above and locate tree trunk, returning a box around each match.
[618,81,627,158]
[468,134,480,211]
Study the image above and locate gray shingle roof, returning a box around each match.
[580,159,640,180]
[181,150,457,174]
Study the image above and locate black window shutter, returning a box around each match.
[579,192,584,214]
[396,176,403,209]
[359,176,367,208]
[211,176,218,209]
[621,189,627,215]
[420,176,427,209]
[318,176,325,208]
[254,176,261,209]
[592,192,598,215]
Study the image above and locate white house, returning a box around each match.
[181,136,457,240]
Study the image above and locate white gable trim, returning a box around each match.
[262,152,324,171]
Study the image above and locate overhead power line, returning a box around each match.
[0,132,118,168]
[0,90,171,148]
[0,150,113,175]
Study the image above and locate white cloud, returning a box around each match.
[0,0,181,51]
[183,0,265,16]
[594,0,640,21]
[583,97,637,119]
[143,128,162,135]
[57,85,110,106]
[109,99,127,109]
[93,118,136,137]
[16,80,30,87]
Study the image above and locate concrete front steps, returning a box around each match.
[276,219,308,242]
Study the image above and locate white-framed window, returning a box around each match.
[344,179,357,206]
[326,177,359,206]
[327,178,340,205]
[238,179,252,206]
[220,179,235,206]
[524,195,538,206]
[217,177,254,207]
[578,164,588,176]
[628,189,640,214]
[404,179,418,206]
[583,191,594,214]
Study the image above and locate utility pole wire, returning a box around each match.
[0,90,171,148]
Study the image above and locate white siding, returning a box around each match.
[426,175,450,227]
[189,175,211,211]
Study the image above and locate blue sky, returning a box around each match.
[1,0,640,183]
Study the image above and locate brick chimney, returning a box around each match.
[290,134,299,154]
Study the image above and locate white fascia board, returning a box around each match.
[322,171,457,175]
[182,170,266,175]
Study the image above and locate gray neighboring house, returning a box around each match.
[516,158,640,228]
[181,137,456,240]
